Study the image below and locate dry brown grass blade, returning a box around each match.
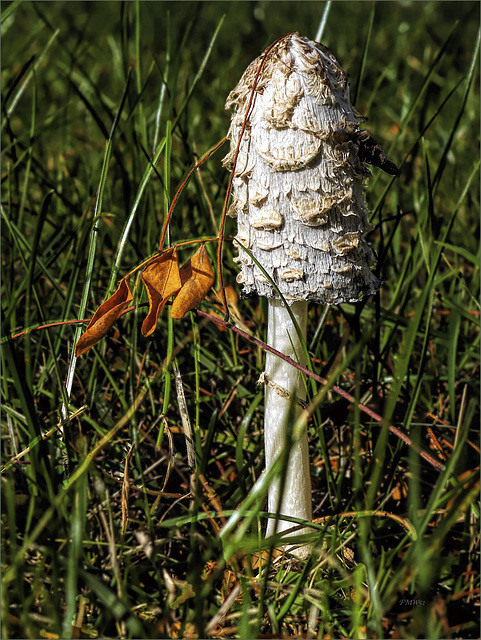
[121,444,136,536]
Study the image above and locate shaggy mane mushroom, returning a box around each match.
[224,32,399,557]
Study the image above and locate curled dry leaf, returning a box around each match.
[75,279,133,357]
[141,246,182,337]
[170,244,215,319]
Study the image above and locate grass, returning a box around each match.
[1,1,479,638]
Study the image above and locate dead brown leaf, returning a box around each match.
[75,279,133,357]
[170,244,215,319]
[141,247,182,336]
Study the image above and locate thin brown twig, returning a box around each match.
[195,309,445,473]
[158,138,227,252]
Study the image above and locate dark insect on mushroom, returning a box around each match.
[357,129,400,176]
[332,121,400,176]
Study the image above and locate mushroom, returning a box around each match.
[224,33,398,557]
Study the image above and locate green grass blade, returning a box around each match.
[64,73,131,407]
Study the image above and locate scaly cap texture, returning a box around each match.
[224,33,384,304]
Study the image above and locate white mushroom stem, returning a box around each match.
[264,299,312,550]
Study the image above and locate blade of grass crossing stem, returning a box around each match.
[237,241,312,372]
[352,2,375,106]
[107,135,167,295]
[2,58,34,114]
[64,75,109,139]
[63,73,131,417]
[63,469,87,638]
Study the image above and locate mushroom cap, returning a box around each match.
[225,33,383,304]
